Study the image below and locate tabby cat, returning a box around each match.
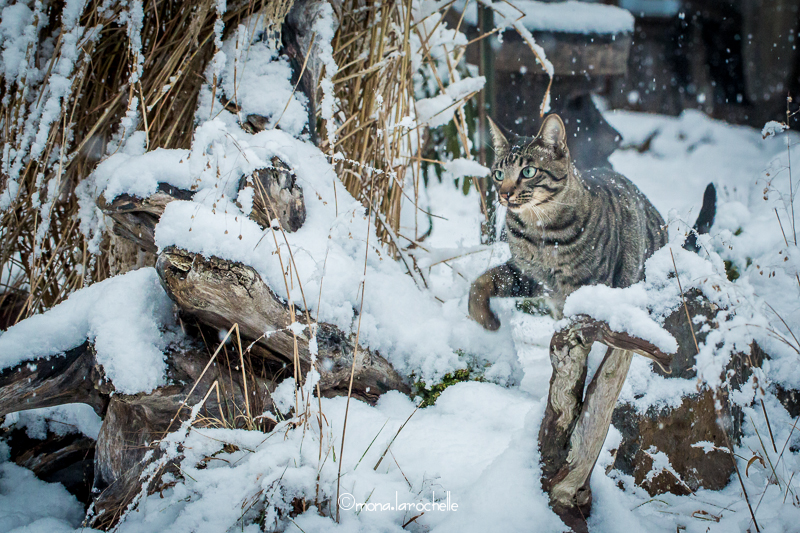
[469,114,674,330]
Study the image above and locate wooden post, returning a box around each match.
[477,4,497,244]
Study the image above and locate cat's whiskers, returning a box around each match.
[520,202,551,227]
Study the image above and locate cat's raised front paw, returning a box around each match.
[468,289,501,331]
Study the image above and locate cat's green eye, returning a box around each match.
[493,170,504,181]
[522,166,536,178]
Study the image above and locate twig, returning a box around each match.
[374,407,418,471]
[336,157,377,523]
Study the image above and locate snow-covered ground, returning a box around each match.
[3,107,800,533]
[3,0,799,529]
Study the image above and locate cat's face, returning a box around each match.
[488,114,572,213]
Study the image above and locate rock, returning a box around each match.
[611,390,731,495]
[610,291,764,496]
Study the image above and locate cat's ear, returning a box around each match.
[487,117,510,158]
[537,114,567,149]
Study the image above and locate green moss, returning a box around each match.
[516,297,556,318]
[415,367,483,408]
[724,260,740,281]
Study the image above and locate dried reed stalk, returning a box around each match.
[323,0,412,256]
[0,0,261,321]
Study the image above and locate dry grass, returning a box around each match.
[0,0,265,322]
[323,0,480,260]
[0,0,485,317]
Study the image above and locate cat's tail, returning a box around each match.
[683,183,716,253]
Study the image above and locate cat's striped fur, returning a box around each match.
[469,114,668,330]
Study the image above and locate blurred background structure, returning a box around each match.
[611,0,800,128]
[454,0,800,173]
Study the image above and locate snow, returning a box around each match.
[416,77,486,128]
[0,268,176,394]
[607,109,800,392]
[761,120,788,139]
[2,404,102,440]
[272,377,297,415]
[92,134,191,201]
[103,384,565,533]
[3,2,800,530]
[6,105,800,533]
[642,447,688,487]
[690,441,728,454]
[213,16,309,138]
[441,158,490,181]
[1,0,92,229]
[460,0,635,35]
[311,1,339,150]
[0,3,36,82]
[70,9,501,390]
[562,282,679,354]
[0,445,92,533]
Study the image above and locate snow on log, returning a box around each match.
[98,157,306,257]
[155,247,410,403]
[0,268,176,395]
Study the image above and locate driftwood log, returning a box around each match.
[98,164,406,402]
[538,316,673,533]
[156,247,410,402]
[0,152,407,527]
[0,337,274,529]
[0,342,108,418]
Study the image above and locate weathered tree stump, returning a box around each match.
[239,156,306,232]
[90,339,275,529]
[539,316,673,533]
[0,336,275,529]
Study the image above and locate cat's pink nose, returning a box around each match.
[500,192,511,201]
